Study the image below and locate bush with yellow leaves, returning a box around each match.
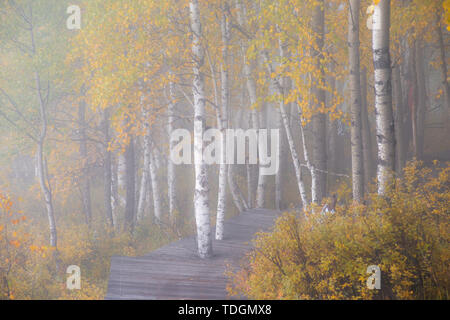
[0,191,181,300]
[227,161,449,300]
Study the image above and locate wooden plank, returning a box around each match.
[105,209,279,300]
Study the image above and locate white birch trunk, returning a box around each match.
[275,107,283,211]
[372,0,395,195]
[361,67,374,186]
[190,0,212,258]
[262,51,309,208]
[149,142,162,222]
[137,105,151,222]
[227,165,245,213]
[35,72,57,248]
[216,10,230,240]
[78,98,92,225]
[102,108,114,229]
[237,0,262,208]
[111,155,120,228]
[117,152,127,207]
[348,0,364,201]
[255,103,267,208]
[167,81,177,219]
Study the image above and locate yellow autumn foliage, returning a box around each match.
[227,161,450,300]
[0,193,183,300]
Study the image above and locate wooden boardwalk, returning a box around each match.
[105,208,279,300]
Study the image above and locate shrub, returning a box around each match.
[227,161,450,300]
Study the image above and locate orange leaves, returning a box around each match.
[0,193,13,213]
[9,240,20,248]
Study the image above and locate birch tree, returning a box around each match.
[393,65,405,173]
[0,4,58,248]
[348,0,364,201]
[167,81,177,219]
[78,95,92,224]
[413,40,426,160]
[262,50,309,209]
[216,7,230,240]
[236,0,261,208]
[435,10,450,131]
[361,67,374,185]
[137,103,151,222]
[311,0,327,204]
[101,108,114,229]
[190,0,212,258]
[372,0,395,195]
[123,131,136,232]
[149,138,163,222]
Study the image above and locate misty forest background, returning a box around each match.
[0,0,449,299]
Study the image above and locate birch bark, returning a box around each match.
[102,108,114,229]
[216,9,230,240]
[372,0,395,195]
[149,141,162,222]
[361,67,374,186]
[35,72,57,247]
[311,0,327,204]
[78,98,92,224]
[348,0,364,201]
[190,0,212,258]
[167,81,177,219]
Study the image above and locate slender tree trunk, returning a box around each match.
[401,39,413,161]
[78,98,92,224]
[327,64,340,190]
[167,81,177,219]
[348,0,364,202]
[111,154,120,227]
[237,0,261,208]
[227,164,246,213]
[275,107,284,211]
[149,141,162,222]
[263,51,309,208]
[361,67,374,186]
[328,117,338,179]
[393,65,405,173]
[123,133,136,232]
[36,142,57,247]
[372,0,395,195]
[190,0,212,258]
[435,12,450,133]
[246,111,255,207]
[137,107,151,222]
[35,72,57,248]
[410,43,418,159]
[256,103,267,208]
[117,152,127,207]
[414,40,426,160]
[102,109,114,229]
[216,9,230,240]
[275,39,290,211]
[311,0,327,204]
